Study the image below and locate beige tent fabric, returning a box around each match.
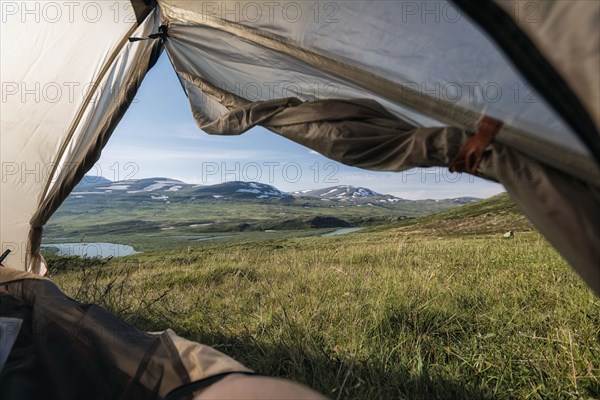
[494,0,600,131]
[0,272,255,398]
[0,2,161,273]
[161,329,252,382]
[160,0,598,170]
[26,10,163,275]
[0,268,45,286]
[200,97,468,171]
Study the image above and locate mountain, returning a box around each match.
[293,186,482,205]
[74,177,182,193]
[294,185,383,200]
[190,181,289,199]
[70,176,480,207]
[447,197,481,205]
[76,175,112,188]
[293,185,408,206]
[72,178,290,201]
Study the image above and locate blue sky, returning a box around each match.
[98,54,504,200]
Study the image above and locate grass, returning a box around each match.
[48,195,599,399]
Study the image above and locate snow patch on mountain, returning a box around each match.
[128,180,183,193]
[294,185,385,200]
[99,185,130,191]
[233,182,288,197]
[237,189,261,194]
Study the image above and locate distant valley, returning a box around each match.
[44,176,483,255]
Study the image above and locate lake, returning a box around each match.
[321,227,364,237]
[171,235,226,241]
[41,242,139,258]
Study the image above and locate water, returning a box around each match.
[171,235,226,241]
[321,227,364,237]
[41,242,139,258]
[171,235,210,239]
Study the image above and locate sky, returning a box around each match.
[97,54,504,200]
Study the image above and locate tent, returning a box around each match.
[1,0,599,398]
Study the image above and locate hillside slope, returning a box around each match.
[384,193,534,235]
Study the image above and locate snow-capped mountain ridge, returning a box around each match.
[73,178,290,200]
[293,185,387,200]
[72,177,481,204]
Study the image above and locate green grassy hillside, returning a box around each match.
[381,193,534,236]
[49,194,599,399]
